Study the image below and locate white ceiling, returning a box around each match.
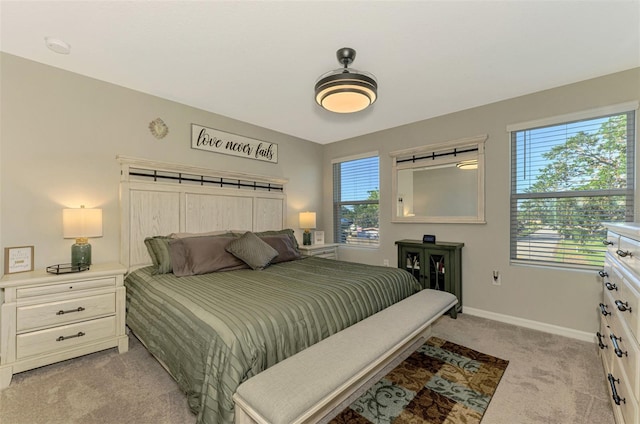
[1,1,639,144]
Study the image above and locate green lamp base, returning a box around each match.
[71,242,92,266]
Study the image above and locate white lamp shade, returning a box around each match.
[63,207,103,238]
[299,212,316,229]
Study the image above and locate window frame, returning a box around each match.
[332,152,380,248]
[508,102,638,270]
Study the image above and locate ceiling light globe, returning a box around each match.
[314,48,377,114]
[320,91,372,114]
[315,72,377,114]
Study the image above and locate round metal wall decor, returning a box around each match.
[149,118,169,139]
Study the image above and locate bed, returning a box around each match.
[117,157,420,424]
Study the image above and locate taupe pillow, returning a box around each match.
[253,229,299,249]
[226,232,278,270]
[169,236,248,277]
[260,234,301,264]
[144,236,173,274]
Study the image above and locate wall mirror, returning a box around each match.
[390,135,487,224]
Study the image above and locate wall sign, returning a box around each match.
[4,246,34,274]
[191,124,278,163]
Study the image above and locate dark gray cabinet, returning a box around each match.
[395,239,463,318]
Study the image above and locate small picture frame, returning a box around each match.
[4,246,34,274]
[313,231,325,245]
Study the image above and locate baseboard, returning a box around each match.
[463,307,594,343]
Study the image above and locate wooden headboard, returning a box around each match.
[118,156,288,270]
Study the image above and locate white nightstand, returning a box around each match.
[0,262,128,389]
[298,243,339,260]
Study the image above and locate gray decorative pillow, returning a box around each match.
[226,232,279,270]
[144,236,173,274]
[169,236,248,277]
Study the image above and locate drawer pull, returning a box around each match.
[56,331,85,342]
[610,334,628,358]
[607,373,626,406]
[603,240,614,246]
[615,300,632,313]
[56,306,85,315]
[605,282,618,291]
[616,249,632,258]
[596,332,607,349]
[599,303,611,316]
[598,270,608,278]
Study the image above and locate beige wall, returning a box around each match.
[0,53,323,271]
[323,68,640,334]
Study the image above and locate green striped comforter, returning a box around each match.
[124,257,420,424]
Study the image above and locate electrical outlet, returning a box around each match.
[383,259,389,267]
[492,270,501,286]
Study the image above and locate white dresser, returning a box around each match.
[599,223,640,424]
[0,263,128,389]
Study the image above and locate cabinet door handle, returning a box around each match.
[596,332,607,350]
[603,240,614,246]
[610,334,628,358]
[598,270,608,278]
[56,331,85,342]
[615,300,632,313]
[56,306,85,315]
[616,249,631,258]
[605,282,618,291]
[599,303,611,316]
[608,373,626,406]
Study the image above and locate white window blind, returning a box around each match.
[510,109,635,268]
[333,155,379,246]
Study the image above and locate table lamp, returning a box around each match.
[299,211,316,246]
[63,205,102,267]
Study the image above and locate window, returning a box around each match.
[333,153,379,246]
[510,104,636,268]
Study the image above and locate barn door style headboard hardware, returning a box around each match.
[117,156,288,270]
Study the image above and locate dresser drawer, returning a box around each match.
[598,317,614,368]
[16,316,117,359]
[607,232,621,254]
[618,236,640,278]
[611,358,639,424]
[17,293,115,333]
[602,259,618,292]
[608,311,640,400]
[16,277,116,299]
[602,288,619,328]
[609,266,639,340]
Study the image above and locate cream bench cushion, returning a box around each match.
[233,289,457,424]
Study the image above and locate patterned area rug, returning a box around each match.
[329,337,508,424]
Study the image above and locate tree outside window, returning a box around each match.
[333,155,379,247]
[511,111,635,268]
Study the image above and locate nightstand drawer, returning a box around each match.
[17,293,116,333]
[298,244,339,260]
[16,277,116,299]
[16,316,116,359]
[313,250,337,259]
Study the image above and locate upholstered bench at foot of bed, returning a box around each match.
[233,289,458,424]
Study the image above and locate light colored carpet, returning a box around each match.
[431,314,614,424]
[0,314,614,424]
